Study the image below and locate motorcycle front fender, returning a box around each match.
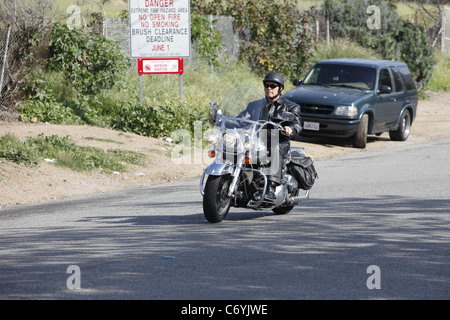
[205,162,234,176]
[199,162,234,196]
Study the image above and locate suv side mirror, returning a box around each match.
[293,79,302,86]
[378,85,392,94]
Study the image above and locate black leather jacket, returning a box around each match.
[237,96,302,138]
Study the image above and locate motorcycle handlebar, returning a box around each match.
[208,113,290,135]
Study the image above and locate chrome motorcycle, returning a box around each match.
[200,101,315,223]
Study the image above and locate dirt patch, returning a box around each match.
[1,92,449,208]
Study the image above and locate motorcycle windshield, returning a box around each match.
[209,85,266,156]
[214,116,259,131]
[220,85,264,118]
[215,85,264,131]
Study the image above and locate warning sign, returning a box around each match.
[138,58,184,74]
[129,0,191,58]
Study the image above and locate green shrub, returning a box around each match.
[310,38,382,66]
[111,103,161,138]
[111,99,209,139]
[0,134,40,167]
[427,52,450,92]
[48,23,129,95]
[192,0,317,79]
[191,14,223,68]
[19,95,84,124]
[323,0,436,87]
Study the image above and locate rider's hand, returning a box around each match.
[282,126,292,136]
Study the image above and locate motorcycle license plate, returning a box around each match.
[304,121,320,131]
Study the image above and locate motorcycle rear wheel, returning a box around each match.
[272,189,298,215]
[272,205,294,215]
[203,175,232,223]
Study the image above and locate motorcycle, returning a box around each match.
[200,101,317,223]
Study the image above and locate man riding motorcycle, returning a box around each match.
[236,72,302,201]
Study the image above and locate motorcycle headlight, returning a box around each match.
[208,132,220,146]
[224,133,238,149]
[244,140,253,151]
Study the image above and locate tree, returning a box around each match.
[192,0,317,79]
[323,0,436,87]
[409,0,447,48]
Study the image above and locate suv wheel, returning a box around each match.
[389,110,411,141]
[353,114,368,148]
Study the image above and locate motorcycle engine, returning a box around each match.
[284,174,298,193]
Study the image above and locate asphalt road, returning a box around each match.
[0,137,449,301]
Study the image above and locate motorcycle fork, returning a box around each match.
[227,164,242,198]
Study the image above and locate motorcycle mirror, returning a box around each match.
[209,101,219,111]
[209,101,220,123]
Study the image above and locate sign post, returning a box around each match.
[129,0,190,104]
[138,58,184,104]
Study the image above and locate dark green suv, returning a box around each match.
[284,58,418,148]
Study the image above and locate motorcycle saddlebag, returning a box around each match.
[287,155,318,190]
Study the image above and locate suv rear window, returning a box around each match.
[398,65,416,91]
[390,67,404,92]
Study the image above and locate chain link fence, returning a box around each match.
[103,18,130,57]
[0,26,23,120]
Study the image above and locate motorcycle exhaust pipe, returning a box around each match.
[288,190,310,204]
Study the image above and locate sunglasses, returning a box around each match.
[264,83,279,89]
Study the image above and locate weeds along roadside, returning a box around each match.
[0,133,146,174]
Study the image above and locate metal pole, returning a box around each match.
[139,74,143,104]
[179,73,183,106]
[209,15,214,74]
[443,7,447,53]
[0,26,11,100]
[326,18,330,44]
[316,19,319,40]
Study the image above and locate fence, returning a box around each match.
[103,18,130,57]
[0,26,22,120]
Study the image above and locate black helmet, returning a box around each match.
[263,72,285,89]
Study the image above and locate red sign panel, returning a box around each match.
[138,58,184,75]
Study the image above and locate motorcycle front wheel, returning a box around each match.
[203,175,232,223]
